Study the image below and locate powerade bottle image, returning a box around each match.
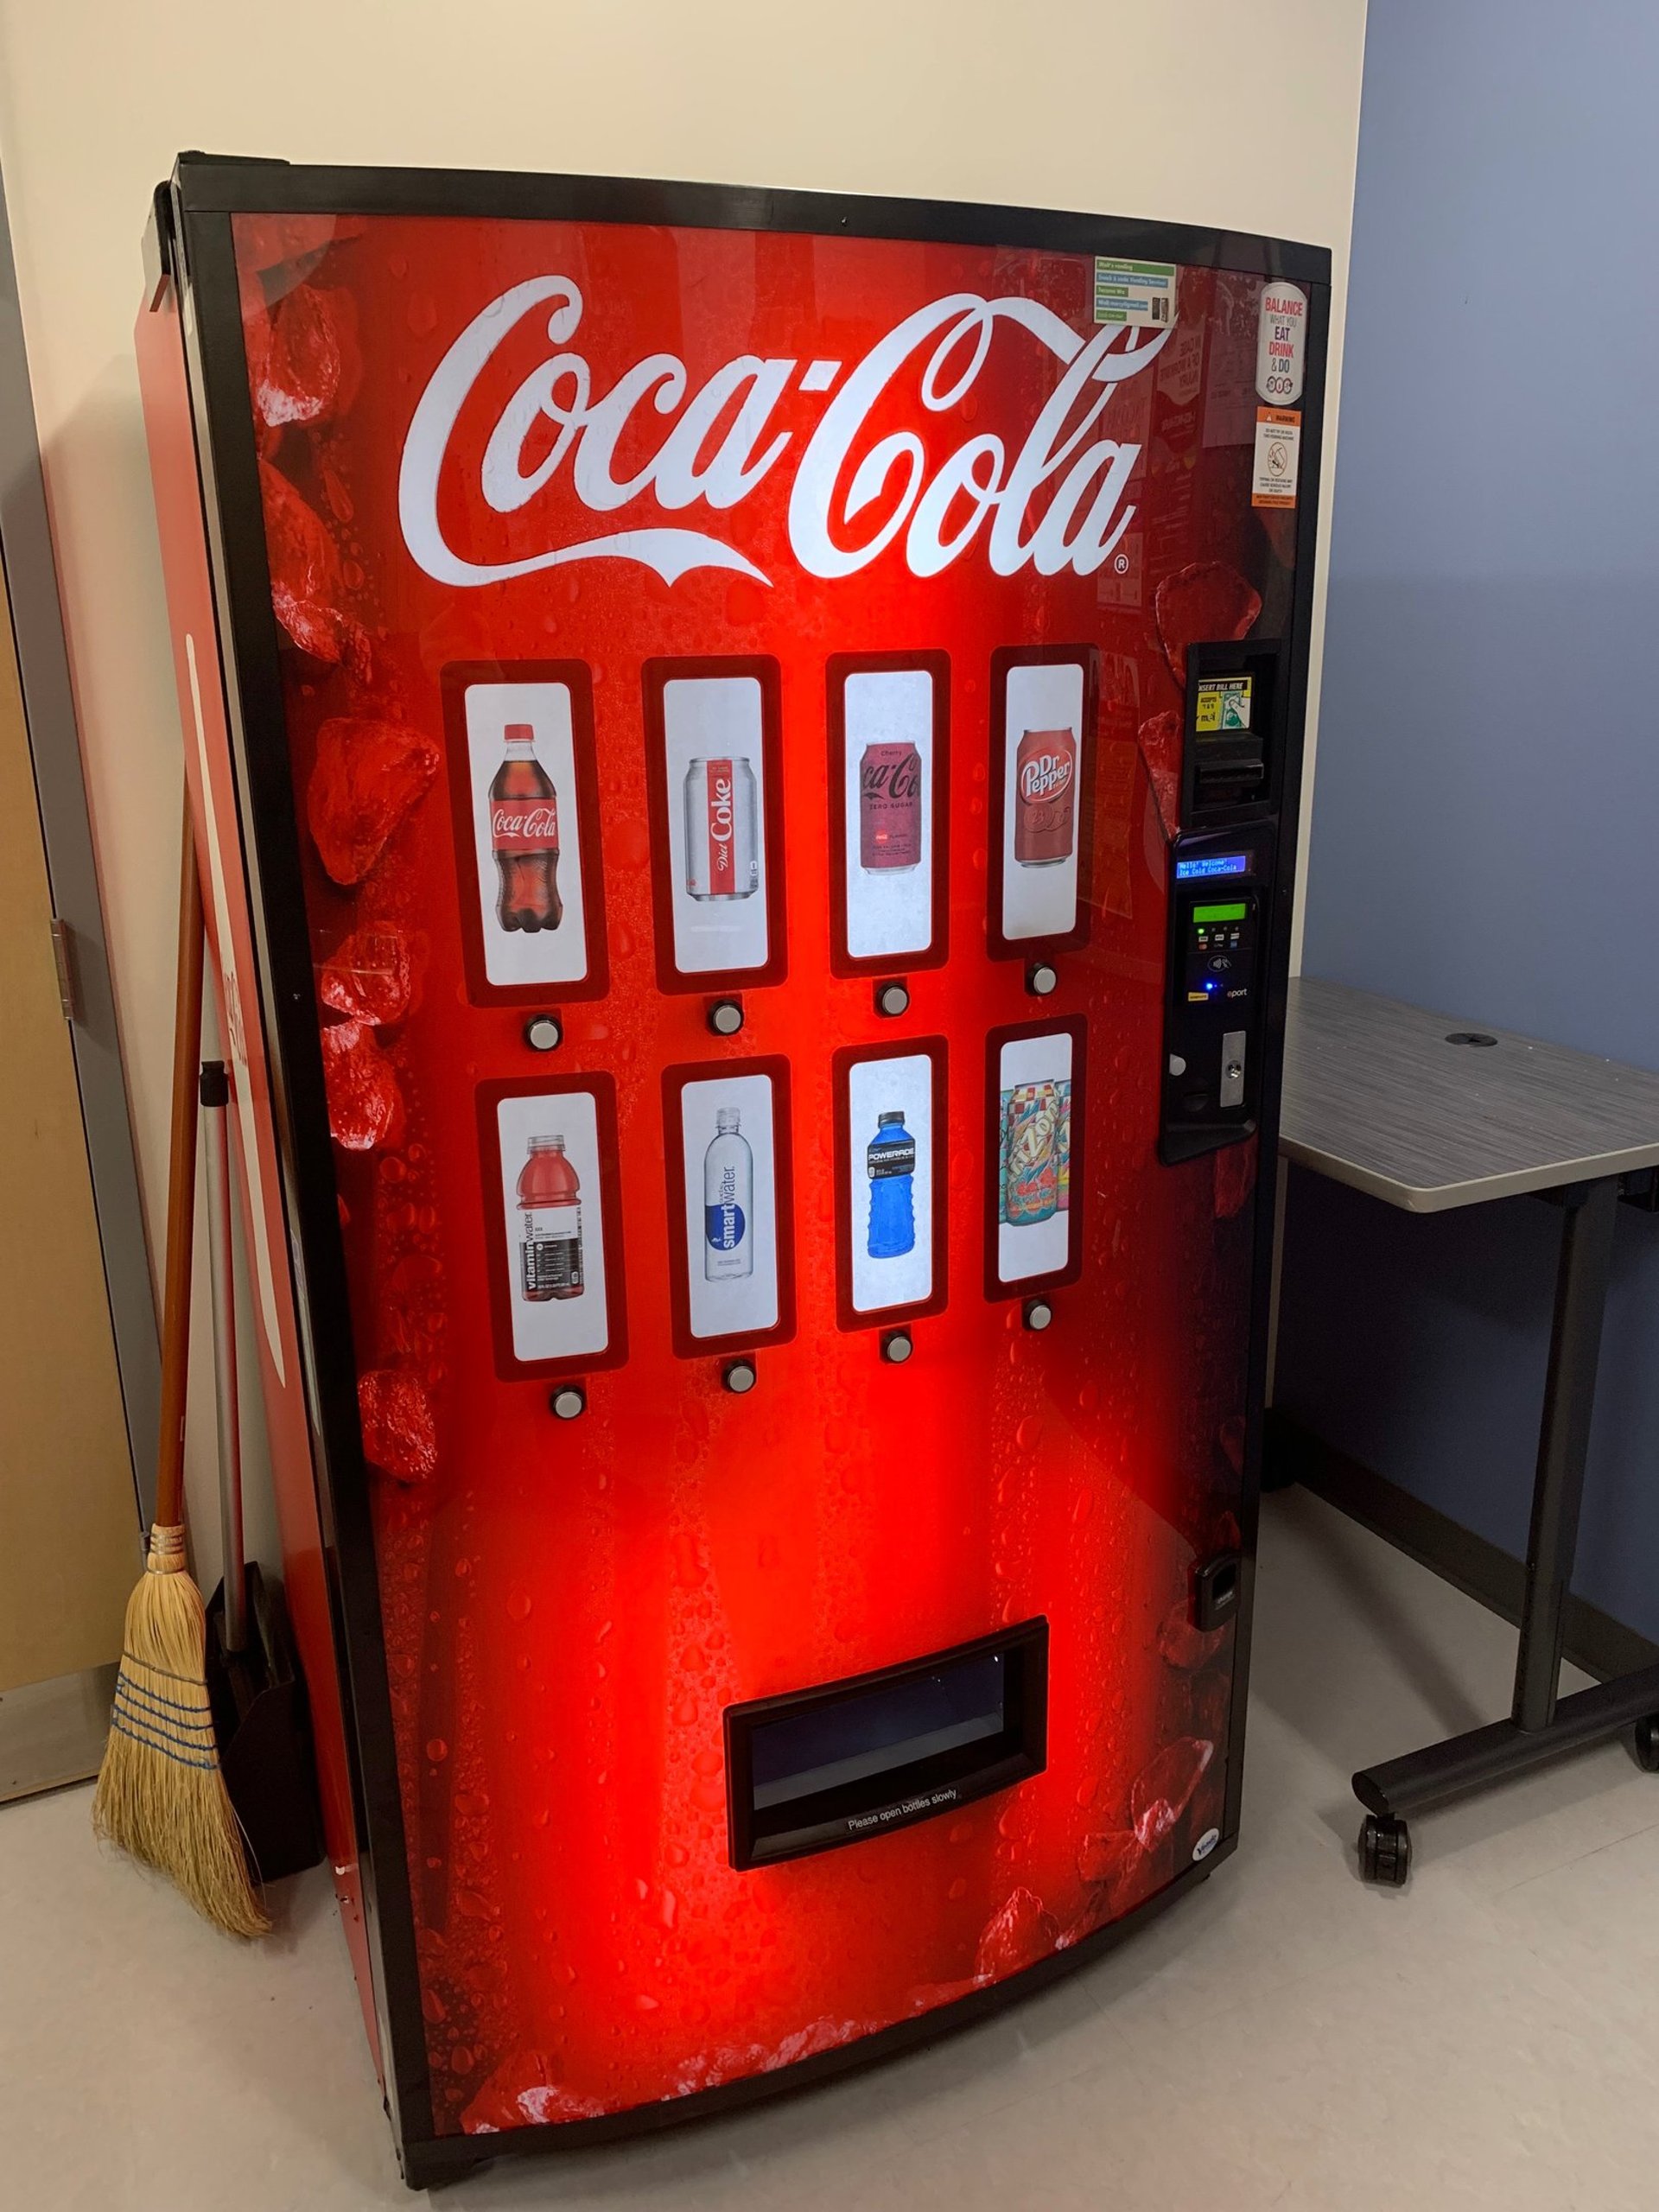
[867,1109,917,1259]
[703,1108,753,1280]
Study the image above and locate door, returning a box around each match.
[0,555,140,1777]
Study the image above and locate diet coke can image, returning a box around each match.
[858,741,922,870]
[684,756,759,900]
[1014,727,1077,867]
[491,722,563,931]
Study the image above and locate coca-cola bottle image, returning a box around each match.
[1014,726,1077,866]
[517,1135,583,1301]
[492,723,563,931]
[684,757,759,900]
[702,1108,753,1280]
[859,741,922,870]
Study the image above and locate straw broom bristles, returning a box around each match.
[93,1525,269,1938]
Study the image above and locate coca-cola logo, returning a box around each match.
[708,772,734,844]
[399,276,1169,589]
[1020,753,1074,804]
[492,802,558,843]
[862,753,923,801]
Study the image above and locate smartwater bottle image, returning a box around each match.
[867,1109,917,1259]
[703,1107,754,1280]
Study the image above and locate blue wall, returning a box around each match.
[1279,2,1659,1636]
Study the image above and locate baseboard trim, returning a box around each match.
[1265,1412,1659,1687]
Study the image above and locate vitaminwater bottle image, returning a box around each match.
[703,1108,754,1280]
[867,1109,917,1259]
[518,1135,583,1300]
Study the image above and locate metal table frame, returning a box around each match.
[1278,981,1659,1884]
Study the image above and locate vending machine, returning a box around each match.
[137,156,1326,2186]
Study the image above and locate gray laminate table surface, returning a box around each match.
[1279,978,1659,1212]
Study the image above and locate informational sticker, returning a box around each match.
[476,1074,628,1377]
[662,1059,795,1354]
[1195,676,1253,734]
[645,658,786,991]
[442,661,609,1004]
[829,656,949,972]
[1256,282,1307,405]
[994,652,1091,950]
[985,1021,1086,1297]
[1093,257,1178,329]
[1251,408,1301,510]
[834,1042,946,1325]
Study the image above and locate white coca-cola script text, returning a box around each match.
[399,278,1171,589]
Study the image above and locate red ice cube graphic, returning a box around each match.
[320,924,418,1027]
[320,1020,404,1152]
[357,1368,437,1485]
[1076,1828,1145,1912]
[237,212,365,278]
[1130,1737,1215,1850]
[257,459,370,676]
[254,283,362,428]
[1213,1133,1259,1220]
[1154,560,1262,690]
[975,1886,1060,1981]
[461,2050,609,2135]
[1156,1597,1229,1673]
[307,715,440,887]
[1136,709,1184,841]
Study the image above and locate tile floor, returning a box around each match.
[5,1487,1658,2210]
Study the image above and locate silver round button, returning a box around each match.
[550,1383,587,1421]
[875,980,911,1018]
[1026,962,1059,997]
[709,998,745,1037]
[722,1357,758,1395]
[1022,1297,1055,1332]
[524,1014,563,1052]
[880,1328,914,1364]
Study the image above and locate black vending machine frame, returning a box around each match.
[149,154,1330,2188]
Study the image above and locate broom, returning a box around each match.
[92,797,269,1937]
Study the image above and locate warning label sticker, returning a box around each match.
[1252,407,1300,509]
[1094,257,1178,329]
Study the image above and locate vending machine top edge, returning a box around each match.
[138,152,1330,2188]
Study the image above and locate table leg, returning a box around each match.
[1512,1176,1618,1731]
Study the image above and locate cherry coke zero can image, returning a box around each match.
[858,741,922,870]
[1014,726,1077,867]
[492,722,563,931]
[684,756,759,900]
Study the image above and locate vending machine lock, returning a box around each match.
[1192,1550,1243,1632]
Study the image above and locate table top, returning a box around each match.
[1279,977,1659,1212]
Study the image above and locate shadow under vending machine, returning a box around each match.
[137,156,1327,2186]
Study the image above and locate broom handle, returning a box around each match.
[156,794,205,1532]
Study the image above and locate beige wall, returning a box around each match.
[0,0,1368,1574]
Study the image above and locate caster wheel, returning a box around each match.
[1357,1814,1411,1886]
[1634,1715,1659,1772]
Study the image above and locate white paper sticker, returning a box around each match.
[660,676,771,976]
[678,1071,781,1340]
[1256,282,1307,406]
[1094,257,1178,330]
[845,1052,935,1316]
[1251,408,1301,510]
[842,668,937,963]
[995,1031,1075,1287]
[465,681,591,988]
[496,1091,611,1363]
[1001,660,1086,943]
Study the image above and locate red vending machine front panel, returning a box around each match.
[152,166,1325,2183]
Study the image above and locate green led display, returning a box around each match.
[1193,901,1247,923]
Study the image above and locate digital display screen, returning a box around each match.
[1193,902,1247,924]
[1174,853,1249,881]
